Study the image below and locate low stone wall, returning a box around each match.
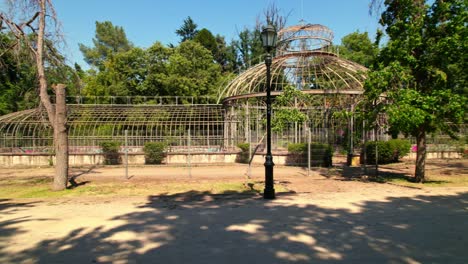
[0,151,463,167]
[0,152,239,167]
[407,151,463,159]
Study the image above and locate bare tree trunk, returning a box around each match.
[36,0,55,126]
[414,128,426,183]
[36,0,68,190]
[1,0,68,190]
[53,84,68,190]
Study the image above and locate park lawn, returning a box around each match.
[0,177,286,199]
[382,173,468,188]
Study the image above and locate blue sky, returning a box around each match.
[53,0,382,68]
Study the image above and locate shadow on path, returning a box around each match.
[2,191,468,263]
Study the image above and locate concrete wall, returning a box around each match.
[407,151,462,159]
[0,152,239,167]
[0,151,463,168]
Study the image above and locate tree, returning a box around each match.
[0,32,38,114]
[175,16,198,42]
[164,40,221,97]
[194,28,218,55]
[364,0,467,182]
[79,21,132,70]
[193,29,238,73]
[232,3,289,70]
[338,31,379,67]
[214,35,238,73]
[233,28,263,69]
[0,0,69,190]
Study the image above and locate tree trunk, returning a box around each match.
[36,0,55,126]
[53,84,68,191]
[414,127,426,183]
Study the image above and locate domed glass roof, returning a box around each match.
[219,23,367,104]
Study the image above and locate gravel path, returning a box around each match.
[1,163,467,263]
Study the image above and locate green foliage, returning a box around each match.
[99,141,121,165]
[338,31,379,67]
[364,139,411,164]
[363,0,467,180]
[272,85,312,132]
[194,28,218,55]
[214,35,238,72]
[175,16,199,42]
[165,40,222,97]
[365,0,466,138]
[82,40,222,98]
[287,143,307,154]
[388,139,411,159]
[0,32,80,114]
[143,142,167,164]
[232,28,263,68]
[287,143,333,167]
[79,21,133,70]
[236,142,250,164]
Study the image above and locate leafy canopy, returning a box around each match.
[175,16,199,42]
[79,21,133,70]
[364,0,466,138]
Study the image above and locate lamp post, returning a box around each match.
[261,24,277,199]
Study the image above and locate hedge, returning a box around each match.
[287,143,333,167]
[236,142,250,164]
[143,142,167,164]
[364,139,411,164]
[99,141,121,165]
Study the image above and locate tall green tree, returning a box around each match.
[194,28,218,55]
[193,28,238,72]
[164,40,221,97]
[233,28,263,69]
[214,35,238,73]
[0,33,38,114]
[338,31,379,67]
[364,0,467,182]
[175,16,199,42]
[79,21,132,70]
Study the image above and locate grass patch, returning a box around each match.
[0,177,288,199]
[376,173,468,187]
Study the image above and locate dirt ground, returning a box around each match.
[1,159,467,263]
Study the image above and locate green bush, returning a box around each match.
[100,141,121,165]
[388,139,411,160]
[143,142,167,164]
[364,139,411,164]
[287,143,307,154]
[287,143,333,167]
[236,142,250,164]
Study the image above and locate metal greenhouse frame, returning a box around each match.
[0,23,391,157]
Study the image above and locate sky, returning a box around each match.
[52,0,382,68]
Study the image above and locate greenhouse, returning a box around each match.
[0,23,390,163]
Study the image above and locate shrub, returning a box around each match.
[364,139,411,164]
[100,141,121,165]
[287,143,333,167]
[388,139,411,161]
[236,142,250,164]
[143,142,167,164]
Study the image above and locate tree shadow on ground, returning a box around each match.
[3,191,468,264]
[0,199,53,262]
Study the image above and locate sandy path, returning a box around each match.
[1,166,467,264]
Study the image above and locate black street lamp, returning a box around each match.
[261,24,277,199]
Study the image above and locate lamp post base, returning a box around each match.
[263,188,276,199]
[264,155,275,199]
